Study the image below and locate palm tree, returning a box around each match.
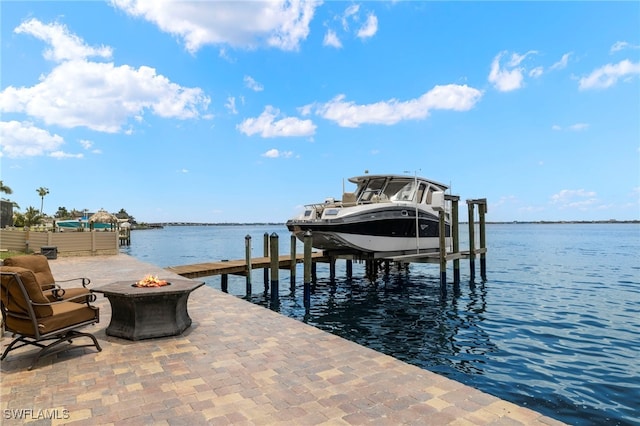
[54,206,72,219]
[0,180,12,196]
[37,187,50,213]
[14,207,44,227]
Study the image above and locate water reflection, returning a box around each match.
[255,264,498,379]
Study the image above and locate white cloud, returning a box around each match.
[568,123,589,131]
[0,121,65,158]
[262,148,294,158]
[552,123,589,131]
[1,60,210,133]
[488,50,537,92]
[529,67,543,78]
[15,18,112,62]
[550,52,571,70]
[225,96,238,114]
[578,59,640,90]
[110,0,319,52]
[311,84,482,127]
[610,41,640,54]
[323,29,342,48]
[1,20,211,134]
[237,106,316,137]
[324,4,375,48]
[551,189,597,209]
[50,151,84,159]
[342,4,360,30]
[356,13,378,39]
[244,76,264,92]
[79,139,101,154]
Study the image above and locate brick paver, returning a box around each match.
[1,254,564,425]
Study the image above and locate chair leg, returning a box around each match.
[1,336,27,360]
[28,330,102,370]
[2,330,102,370]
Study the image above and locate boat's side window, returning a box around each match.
[383,181,406,200]
[392,181,416,201]
[426,187,434,204]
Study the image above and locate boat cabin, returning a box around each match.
[300,174,449,221]
[346,174,448,205]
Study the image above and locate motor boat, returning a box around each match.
[286,174,451,255]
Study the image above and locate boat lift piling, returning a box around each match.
[438,197,487,290]
[448,195,461,284]
[466,198,488,282]
[303,231,312,309]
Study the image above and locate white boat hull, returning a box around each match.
[286,173,452,255]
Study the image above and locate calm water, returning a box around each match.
[121,223,640,425]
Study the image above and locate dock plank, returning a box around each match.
[166,252,329,278]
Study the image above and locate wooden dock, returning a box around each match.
[166,252,329,279]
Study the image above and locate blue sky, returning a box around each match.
[1,1,639,223]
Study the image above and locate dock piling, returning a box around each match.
[466,198,488,283]
[467,201,476,282]
[290,234,297,291]
[438,209,447,293]
[245,235,252,296]
[479,201,487,281]
[269,233,279,305]
[447,195,461,285]
[303,231,312,309]
[221,259,228,293]
[329,256,336,282]
[263,232,269,292]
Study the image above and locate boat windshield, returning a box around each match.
[357,177,417,202]
[358,178,387,202]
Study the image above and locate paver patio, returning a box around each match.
[1,254,564,425]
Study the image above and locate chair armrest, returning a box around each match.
[57,277,91,288]
[50,287,66,301]
[32,292,97,306]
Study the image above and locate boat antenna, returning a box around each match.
[404,169,421,254]
[408,170,421,254]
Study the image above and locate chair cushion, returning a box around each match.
[1,266,53,318]
[3,255,56,289]
[4,300,99,336]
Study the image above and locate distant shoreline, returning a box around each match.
[135,220,639,228]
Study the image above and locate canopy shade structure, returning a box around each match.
[88,209,118,231]
[89,209,118,224]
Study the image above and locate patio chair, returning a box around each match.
[3,255,91,302]
[0,266,102,370]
